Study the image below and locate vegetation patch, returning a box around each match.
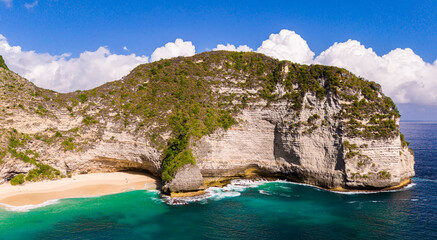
[343,140,372,167]
[343,141,360,158]
[0,56,8,70]
[36,105,49,115]
[400,134,410,147]
[82,115,98,125]
[10,174,24,185]
[25,164,60,182]
[62,137,75,151]
[340,92,399,139]
[0,150,6,164]
[78,93,88,103]
[6,129,62,184]
[161,107,236,181]
[378,170,391,179]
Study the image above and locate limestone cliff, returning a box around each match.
[0,52,414,192]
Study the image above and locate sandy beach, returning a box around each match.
[0,171,158,207]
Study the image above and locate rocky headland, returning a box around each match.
[0,51,415,195]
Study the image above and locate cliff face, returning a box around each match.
[0,52,414,191]
[194,94,414,189]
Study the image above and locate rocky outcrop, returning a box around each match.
[162,164,204,193]
[0,51,415,193]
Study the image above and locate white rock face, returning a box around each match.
[194,109,277,176]
[193,92,415,189]
[0,105,162,183]
[342,136,415,188]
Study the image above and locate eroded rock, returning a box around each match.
[163,164,204,193]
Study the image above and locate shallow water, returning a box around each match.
[0,122,435,239]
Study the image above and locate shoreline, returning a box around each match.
[0,172,415,210]
[203,172,415,195]
[0,171,158,208]
[328,178,413,193]
[162,178,417,206]
[167,177,416,200]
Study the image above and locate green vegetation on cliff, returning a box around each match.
[5,129,63,183]
[0,51,404,183]
[10,174,24,185]
[0,56,8,70]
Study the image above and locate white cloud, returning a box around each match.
[1,0,12,8]
[1,29,436,106]
[213,43,253,52]
[24,0,37,9]
[315,40,437,105]
[256,29,315,64]
[150,38,195,62]
[123,46,128,51]
[0,34,148,92]
[253,29,437,105]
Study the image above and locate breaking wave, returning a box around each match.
[162,179,272,205]
[0,199,60,212]
[162,179,418,205]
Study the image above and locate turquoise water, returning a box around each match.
[0,122,436,239]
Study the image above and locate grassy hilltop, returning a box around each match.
[0,51,402,184]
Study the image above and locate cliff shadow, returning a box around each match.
[273,125,301,165]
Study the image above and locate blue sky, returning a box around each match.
[0,0,436,120]
[1,0,436,60]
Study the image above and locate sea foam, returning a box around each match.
[162,179,271,205]
[0,199,60,212]
[162,179,418,205]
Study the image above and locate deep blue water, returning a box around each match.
[0,122,436,240]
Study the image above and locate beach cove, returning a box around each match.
[0,172,158,209]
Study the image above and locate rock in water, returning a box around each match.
[163,164,204,193]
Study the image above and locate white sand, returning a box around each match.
[0,172,158,207]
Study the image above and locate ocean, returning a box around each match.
[0,122,436,240]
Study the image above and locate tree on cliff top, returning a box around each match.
[0,56,8,70]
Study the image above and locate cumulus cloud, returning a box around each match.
[0,34,148,92]
[1,0,12,8]
[24,0,37,9]
[150,38,195,62]
[1,28,436,106]
[253,29,437,105]
[256,29,315,64]
[315,40,437,105]
[213,43,253,52]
